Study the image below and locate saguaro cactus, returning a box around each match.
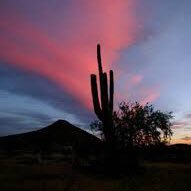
[90,44,114,143]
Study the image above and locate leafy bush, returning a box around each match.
[91,101,173,149]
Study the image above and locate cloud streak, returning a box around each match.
[0,0,144,111]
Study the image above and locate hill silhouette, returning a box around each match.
[0,119,191,163]
[0,120,102,152]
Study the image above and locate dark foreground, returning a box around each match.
[0,153,191,191]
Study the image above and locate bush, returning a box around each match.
[91,101,173,149]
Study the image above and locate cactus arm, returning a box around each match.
[97,44,103,75]
[109,70,114,112]
[90,74,103,120]
[97,44,106,113]
[102,72,109,113]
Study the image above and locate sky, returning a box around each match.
[0,0,191,144]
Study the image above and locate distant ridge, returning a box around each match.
[0,120,102,152]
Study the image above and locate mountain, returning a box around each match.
[0,120,102,152]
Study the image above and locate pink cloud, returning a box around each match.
[130,75,143,85]
[173,123,184,129]
[0,1,142,110]
[172,113,191,129]
[185,113,191,119]
[172,121,188,129]
[137,86,160,105]
[140,91,160,105]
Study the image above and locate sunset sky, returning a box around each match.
[0,0,191,144]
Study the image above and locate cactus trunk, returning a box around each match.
[90,44,114,143]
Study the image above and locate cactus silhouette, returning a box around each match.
[90,44,114,143]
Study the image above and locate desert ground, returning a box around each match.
[0,152,191,191]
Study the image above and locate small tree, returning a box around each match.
[91,101,173,149]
